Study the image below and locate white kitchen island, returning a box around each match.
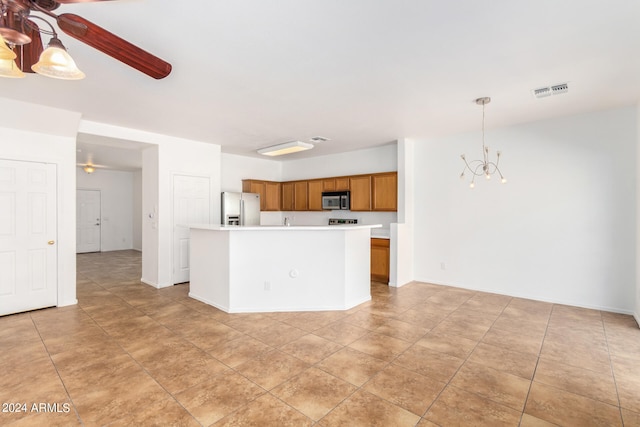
[188,224,381,313]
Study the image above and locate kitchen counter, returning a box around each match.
[188,224,381,313]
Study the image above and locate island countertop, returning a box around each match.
[188,224,376,313]
[187,223,382,231]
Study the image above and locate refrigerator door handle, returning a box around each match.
[240,199,245,226]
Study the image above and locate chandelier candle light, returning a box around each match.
[460,97,506,188]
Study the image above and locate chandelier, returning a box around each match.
[460,97,506,188]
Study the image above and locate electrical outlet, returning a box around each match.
[440,262,446,270]
[264,281,271,291]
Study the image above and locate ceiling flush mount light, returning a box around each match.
[83,164,95,174]
[258,140,314,157]
[459,97,506,189]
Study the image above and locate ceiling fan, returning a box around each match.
[0,0,172,79]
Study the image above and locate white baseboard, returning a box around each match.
[634,312,640,328]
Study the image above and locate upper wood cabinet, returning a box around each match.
[264,181,281,211]
[372,172,397,211]
[281,182,294,211]
[242,179,281,211]
[349,175,372,211]
[308,180,324,211]
[293,181,308,211]
[322,177,350,191]
[246,171,397,212]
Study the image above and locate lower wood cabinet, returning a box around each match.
[371,238,390,283]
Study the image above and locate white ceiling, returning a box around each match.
[5,0,640,170]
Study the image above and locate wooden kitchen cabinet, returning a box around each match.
[307,179,324,211]
[242,179,281,211]
[294,181,308,211]
[371,238,390,283]
[264,181,281,211]
[349,175,371,211]
[281,182,294,211]
[372,172,397,211]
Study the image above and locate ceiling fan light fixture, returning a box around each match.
[0,57,24,78]
[32,36,85,80]
[0,33,16,60]
[83,165,95,174]
[257,141,314,156]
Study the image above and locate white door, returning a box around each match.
[76,189,101,253]
[173,175,210,284]
[0,160,57,316]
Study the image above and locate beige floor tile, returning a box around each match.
[519,413,560,426]
[175,371,265,426]
[272,367,357,420]
[107,397,199,427]
[524,382,622,426]
[539,334,612,374]
[316,346,388,386]
[214,393,313,426]
[374,317,430,342]
[393,344,465,383]
[313,320,370,345]
[279,333,343,364]
[621,408,640,426]
[207,334,273,367]
[363,364,446,416]
[430,318,490,341]
[533,358,618,405]
[424,385,521,427]
[415,330,478,359]
[247,322,308,347]
[318,389,420,426]
[482,326,543,355]
[348,331,412,361]
[467,342,538,380]
[235,349,309,390]
[450,361,531,411]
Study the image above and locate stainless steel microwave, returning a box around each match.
[322,191,350,210]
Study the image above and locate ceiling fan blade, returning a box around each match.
[13,19,43,73]
[56,13,172,79]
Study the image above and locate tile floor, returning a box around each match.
[1,249,640,426]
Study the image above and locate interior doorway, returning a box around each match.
[76,189,101,253]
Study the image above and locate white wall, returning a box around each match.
[0,98,81,308]
[76,168,135,252]
[281,144,397,180]
[221,153,282,192]
[414,106,637,313]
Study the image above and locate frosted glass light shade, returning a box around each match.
[257,141,313,156]
[32,37,85,80]
[0,57,25,78]
[0,34,16,60]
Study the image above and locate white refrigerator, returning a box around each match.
[221,192,261,226]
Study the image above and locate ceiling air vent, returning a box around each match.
[310,136,330,143]
[532,82,568,99]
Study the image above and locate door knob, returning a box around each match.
[48,240,55,245]
[95,223,100,226]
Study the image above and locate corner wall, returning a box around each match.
[413,106,637,313]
